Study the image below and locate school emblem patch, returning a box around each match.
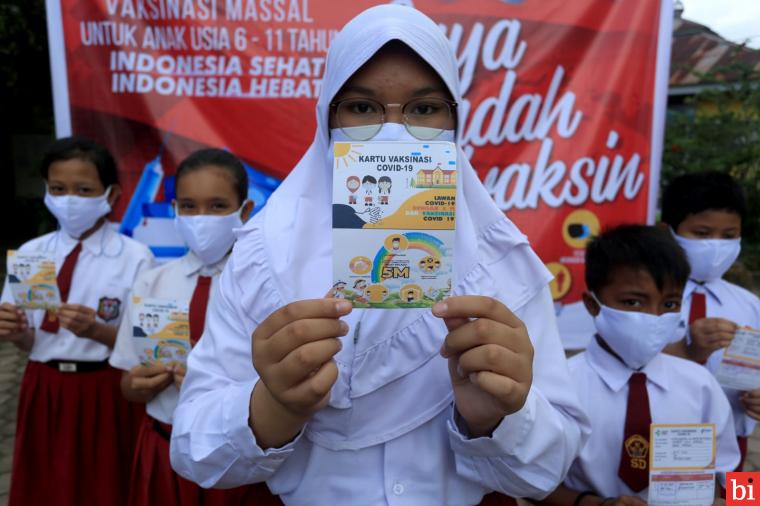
[97,297,121,322]
[624,434,649,470]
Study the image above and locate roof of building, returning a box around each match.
[670,14,760,94]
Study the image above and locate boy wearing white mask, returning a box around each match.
[539,225,739,505]
[109,149,281,505]
[661,171,760,469]
[0,136,155,506]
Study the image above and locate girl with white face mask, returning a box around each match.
[540,225,739,504]
[109,149,281,506]
[661,171,760,471]
[170,6,589,505]
[0,136,155,506]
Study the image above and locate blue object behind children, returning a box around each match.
[119,154,281,258]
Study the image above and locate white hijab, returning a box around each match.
[233,4,551,450]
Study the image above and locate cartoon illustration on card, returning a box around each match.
[332,141,456,308]
[346,176,360,205]
[6,250,61,311]
[131,297,191,368]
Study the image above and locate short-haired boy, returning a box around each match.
[662,171,760,468]
[539,225,739,505]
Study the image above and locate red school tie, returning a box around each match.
[40,242,82,333]
[618,372,651,493]
[189,276,212,346]
[689,291,706,324]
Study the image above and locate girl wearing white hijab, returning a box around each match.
[170,5,588,505]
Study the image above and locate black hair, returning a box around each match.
[40,136,119,187]
[379,176,392,184]
[176,149,248,206]
[362,175,377,185]
[661,171,746,230]
[585,224,690,293]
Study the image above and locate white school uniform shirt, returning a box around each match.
[109,252,226,425]
[681,278,760,437]
[564,337,740,498]
[169,226,589,505]
[171,283,585,505]
[0,225,154,362]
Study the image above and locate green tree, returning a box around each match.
[663,60,760,274]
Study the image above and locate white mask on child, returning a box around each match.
[328,123,455,165]
[174,205,245,266]
[673,233,741,283]
[592,295,682,370]
[44,187,112,239]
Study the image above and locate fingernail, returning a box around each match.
[456,364,465,378]
[339,321,349,335]
[336,300,352,313]
[469,373,478,384]
[432,302,447,316]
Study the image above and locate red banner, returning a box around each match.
[47,0,672,347]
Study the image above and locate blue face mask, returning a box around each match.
[591,294,682,370]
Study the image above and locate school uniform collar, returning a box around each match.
[56,222,118,256]
[684,278,724,305]
[586,336,670,393]
[179,251,228,277]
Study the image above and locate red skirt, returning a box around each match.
[9,360,145,506]
[129,412,282,506]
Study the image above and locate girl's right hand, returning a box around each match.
[252,299,351,418]
[0,303,29,340]
[121,364,173,403]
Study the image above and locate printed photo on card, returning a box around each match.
[6,250,61,310]
[331,141,456,308]
[715,328,760,391]
[131,296,190,368]
[648,424,716,506]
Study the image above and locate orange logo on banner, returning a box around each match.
[728,472,760,505]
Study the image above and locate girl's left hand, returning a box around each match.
[433,296,533,438]
[58,303,98,338]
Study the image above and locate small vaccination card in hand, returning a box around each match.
[6,250,61,311]
[715,327,760,391]
[131,296,191,368]
[331,141,456,308]
[648,424,716,506]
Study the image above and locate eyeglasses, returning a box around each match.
[330,97,457,141]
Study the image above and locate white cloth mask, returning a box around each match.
[592,295,682,370]
[673,233,741,283]
[44,187,113,239]
[329,123,455,164]
[331,122,455,143]
[175,205,245,266]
